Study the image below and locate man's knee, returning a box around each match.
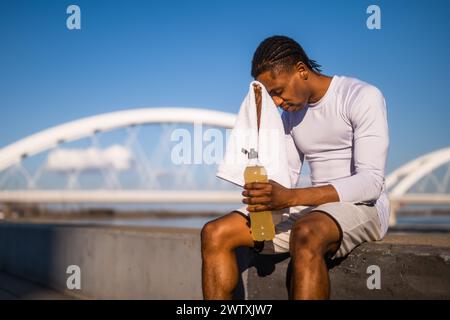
[289,223,323,256]
[201,212,253,254]
[201,220,223,251]
[201,218,238,252]
[289,218,331,258]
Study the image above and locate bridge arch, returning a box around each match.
[386,147,450,197]
[0,108,237,172]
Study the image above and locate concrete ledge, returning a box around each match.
[0,222,203,299]
[1,221,449,299]
[244,234,450,299]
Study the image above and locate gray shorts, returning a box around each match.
[236,201,383,259]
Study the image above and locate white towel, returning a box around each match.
[216,80,302,189]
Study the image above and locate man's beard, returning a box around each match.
[280,102,304,111]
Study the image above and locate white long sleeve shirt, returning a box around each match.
[282,75,390,236]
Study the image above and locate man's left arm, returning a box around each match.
[328,85,389,204]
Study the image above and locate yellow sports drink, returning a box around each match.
[243,148,275,241]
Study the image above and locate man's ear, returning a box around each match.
[295,62,309,80]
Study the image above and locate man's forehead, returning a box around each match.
[257,71,286,92]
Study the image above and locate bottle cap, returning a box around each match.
[248,148,258,159]
[241,148,259,159]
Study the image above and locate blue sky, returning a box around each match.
[0,0,449,174]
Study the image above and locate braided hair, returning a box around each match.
[251,35,322,78]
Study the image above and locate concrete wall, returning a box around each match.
[0,222,203,299]
[1,222,449,299]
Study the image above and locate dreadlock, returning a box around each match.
[251,35,322,78]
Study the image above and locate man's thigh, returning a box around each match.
[270,202,382,259]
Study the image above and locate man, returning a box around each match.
[201,35,389,300]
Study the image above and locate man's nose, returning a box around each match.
[272,96,284,106]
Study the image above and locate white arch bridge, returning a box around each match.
[0,108,449,226]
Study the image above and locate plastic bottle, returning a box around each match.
[243,148,275,241]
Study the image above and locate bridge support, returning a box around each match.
[389,200,399,227]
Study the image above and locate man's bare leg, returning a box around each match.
[289,211,341,300]
[201,212,254,300]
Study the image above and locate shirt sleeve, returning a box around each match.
[330,85,389,203]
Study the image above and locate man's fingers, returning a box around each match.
[242,189,271,197]
[242,196,271,205]
[243,182,271,190]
